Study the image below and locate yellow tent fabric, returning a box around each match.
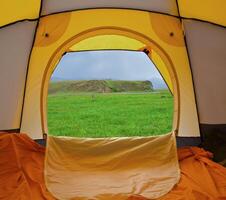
[0,0,41,27]
[45,133,180,200]
[1,1,226,28]
[69,35,144,52]
[178,0,226,26]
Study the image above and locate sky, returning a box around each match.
[52,51,167,89]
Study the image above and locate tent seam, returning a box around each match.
[0,8,225,30]
[175,0,202,139]
[19,0,43,133]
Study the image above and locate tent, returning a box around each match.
[0,1,226,199]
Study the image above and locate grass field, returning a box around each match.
[47,90,173,137]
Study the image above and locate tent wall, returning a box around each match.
[0,21,37,130]
[20,10,199,139]
[184,19,226,161]
[184,20,226,125]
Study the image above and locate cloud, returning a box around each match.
[52,51,167,88]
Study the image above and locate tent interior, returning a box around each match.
[0,1,226,199]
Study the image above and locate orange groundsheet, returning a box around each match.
[0,133,226,200]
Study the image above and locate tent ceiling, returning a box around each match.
[1,1,226,27]
[0,0,40,27]
[69,35,145,51]
[178,0,226,27]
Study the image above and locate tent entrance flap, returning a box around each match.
[45,132,180,200]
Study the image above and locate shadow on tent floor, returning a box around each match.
[0,133,226,200]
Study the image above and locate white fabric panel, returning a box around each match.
[184,20,226,124]
[41,0,178,16]
[0,21,37,130]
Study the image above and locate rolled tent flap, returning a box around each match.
[45,133,180,200]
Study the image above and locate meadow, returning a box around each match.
[47,90,173,137]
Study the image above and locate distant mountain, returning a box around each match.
[49,80,154,94]
[51,76,66,82]
[150,77,168,89]
[51,76,168,89]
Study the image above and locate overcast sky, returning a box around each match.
[52,51,167,89]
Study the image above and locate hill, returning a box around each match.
[48,80,153,94]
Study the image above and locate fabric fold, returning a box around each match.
[1,133,226,200]
[0,132,55,200]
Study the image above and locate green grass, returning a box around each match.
[47,90,173,137]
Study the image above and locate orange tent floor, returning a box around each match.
[0,133,226,200]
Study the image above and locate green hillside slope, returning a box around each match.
[49,80,153,94]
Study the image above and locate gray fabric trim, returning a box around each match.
[184,19,226,124]
[0,21,37,130]
[41,0,178,16]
